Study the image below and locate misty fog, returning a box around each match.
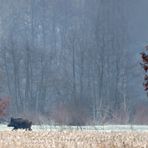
[0,0,147,125]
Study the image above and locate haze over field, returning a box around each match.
[0,0,148,125]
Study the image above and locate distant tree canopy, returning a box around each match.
[0,0,139,124]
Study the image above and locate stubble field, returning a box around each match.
[0,130,148,148]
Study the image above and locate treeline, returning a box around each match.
[0,0,139,124]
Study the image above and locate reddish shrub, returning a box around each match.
[0,96,10,117]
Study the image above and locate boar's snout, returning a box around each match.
[7,121,14,127]
[7,123,12,127]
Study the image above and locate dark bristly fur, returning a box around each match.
[8,117,32,131]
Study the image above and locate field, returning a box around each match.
[1,129,148,147]
[1,125,148,148]
[0,131,148,148]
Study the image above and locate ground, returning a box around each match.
[0,131,148,148]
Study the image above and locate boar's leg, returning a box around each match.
[29,127,32,131]
[26,127,32,131]
[12,127,18,131]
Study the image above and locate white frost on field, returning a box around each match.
[1,124,148,132]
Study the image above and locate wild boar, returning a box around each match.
[8,117,32,131]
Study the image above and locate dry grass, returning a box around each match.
[0,131,148,148]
